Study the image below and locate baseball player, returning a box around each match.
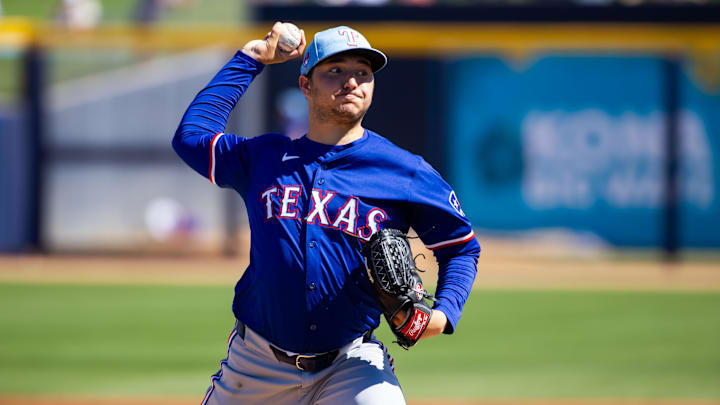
[172,22,480,405]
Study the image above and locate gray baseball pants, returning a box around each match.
[201,322,406,405]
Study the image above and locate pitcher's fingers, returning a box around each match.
[297,29,307,54]
[266,21,283,47]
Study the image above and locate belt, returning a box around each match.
[270,345,339,373]
[236,320,372,373]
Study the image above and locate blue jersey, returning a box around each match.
[173,51,480,354]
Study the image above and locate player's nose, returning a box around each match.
[344,75,359,89]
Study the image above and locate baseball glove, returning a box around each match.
[363,228,435,349]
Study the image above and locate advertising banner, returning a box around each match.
[446,56,719,246]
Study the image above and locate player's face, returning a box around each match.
[300,54,374,125]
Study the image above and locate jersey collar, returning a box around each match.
[296,129,370,163]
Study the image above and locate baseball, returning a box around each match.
[277,22,302,53]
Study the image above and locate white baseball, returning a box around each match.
[277,22,302,53]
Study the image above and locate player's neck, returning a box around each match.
[306,121,365,146]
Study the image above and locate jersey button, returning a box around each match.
[308,282,316,290]
[321,164,328,170]
[309,324,317,331]
[309,241,317,248]
[318,178,325,185]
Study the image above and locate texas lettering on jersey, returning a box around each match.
[261,184,388,240]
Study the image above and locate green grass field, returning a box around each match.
[1,282,719,400]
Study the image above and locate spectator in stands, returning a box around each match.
[55,0,102,29]
[134,0,194,25]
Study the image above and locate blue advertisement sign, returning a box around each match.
[446,56,719,247]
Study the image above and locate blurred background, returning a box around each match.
[1,0,720,257]
[1,0,720,403]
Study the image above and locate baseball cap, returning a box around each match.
[300,26,387,76]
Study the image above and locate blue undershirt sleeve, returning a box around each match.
[172,51,265,193]
[431,243,480,334]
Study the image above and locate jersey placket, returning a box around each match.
[302,159,328,351]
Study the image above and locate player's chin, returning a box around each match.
[333,108,366,124]
[335,101,369,117]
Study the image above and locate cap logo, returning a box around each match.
[338,28,360,47]
[303,51,310,66]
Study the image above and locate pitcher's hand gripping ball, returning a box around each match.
[277,22,302,53]
[363,229,435,349]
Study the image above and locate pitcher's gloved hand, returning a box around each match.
[363,229,435,349]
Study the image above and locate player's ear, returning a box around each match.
[299,75,311,98]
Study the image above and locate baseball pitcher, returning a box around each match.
[172,22,481,405]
